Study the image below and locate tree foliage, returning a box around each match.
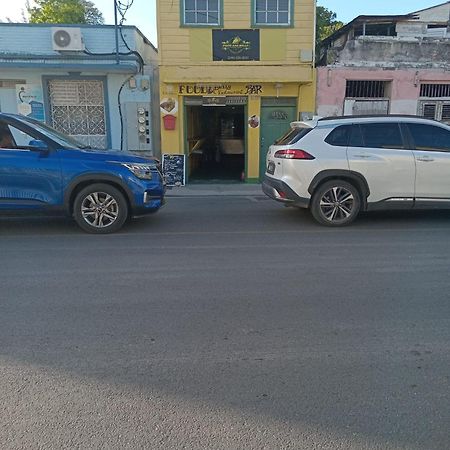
[316,6,344,43]
[28,0,104,25]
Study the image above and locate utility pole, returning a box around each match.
[114,0,120,64]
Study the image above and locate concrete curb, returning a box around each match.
[166,183,264,197]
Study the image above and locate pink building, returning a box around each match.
[317,2,450,124]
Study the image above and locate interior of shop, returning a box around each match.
[186,104,245,182]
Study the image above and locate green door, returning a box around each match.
[259,101,297,180]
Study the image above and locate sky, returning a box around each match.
[0,0,446,47]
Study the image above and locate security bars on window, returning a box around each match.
[345,81,386,99]
[184,0,220,25]
[47,80,107,149]
[255,0,290,25]
[420,84,450,98]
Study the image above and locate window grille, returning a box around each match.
[442,104,450,121]
[420,84,450,98]
[345,80,386,98]
[47,79,107,149]
[422,103,437,120]
[183,0,220,25]
[419,101,450,124]
[255,0,291,25]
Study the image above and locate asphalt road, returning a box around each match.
[1,195,450,449]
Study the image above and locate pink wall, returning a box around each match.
[316,67,450,117]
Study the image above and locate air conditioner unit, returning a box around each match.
[52,27,84,51]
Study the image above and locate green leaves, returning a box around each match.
[28,0,104,25]
[316,6,344,42]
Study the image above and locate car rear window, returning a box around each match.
[275,127,312,145]
[325,125,351,147]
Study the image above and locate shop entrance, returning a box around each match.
[185,98,246,183]
[260,98,297,180]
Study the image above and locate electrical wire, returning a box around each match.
[117,75,134,151]
[83,1,146,151]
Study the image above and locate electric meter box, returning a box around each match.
[123,102,152,152]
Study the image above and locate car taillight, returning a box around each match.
[274,149,315,160]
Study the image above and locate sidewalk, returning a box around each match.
[166,183,263,197]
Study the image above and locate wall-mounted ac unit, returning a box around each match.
[52,27,84,51]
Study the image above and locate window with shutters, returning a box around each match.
[47,79,107,149]
[419,101,450,124]
[419,83,450,124]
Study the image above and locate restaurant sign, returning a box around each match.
[178,84,263,96]
[213,30,260,61]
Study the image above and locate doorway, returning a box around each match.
[185,100,246,183]
[259,98,297,180]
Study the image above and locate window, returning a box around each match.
[254,0,292,26]
[275,127,311,145]
[349,125,364,147]
[345,81,387,98]
[407,124,450,152]
[0,121,38,149]
[420,83,450,98]
[420,101,450,124]
[47,79,107,149]
[359,123,404,149]
[325,125,351,147]
[182,0,221,26]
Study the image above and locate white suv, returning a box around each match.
[262,115,450,226]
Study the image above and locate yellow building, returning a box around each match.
[157,0,316,183]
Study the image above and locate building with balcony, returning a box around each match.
[157,0,316,183]
[317,2,450,123]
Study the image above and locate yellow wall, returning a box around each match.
[157,0,316,181]
[158,0,315,67]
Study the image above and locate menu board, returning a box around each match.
[162,154,185,186]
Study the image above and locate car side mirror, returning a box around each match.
[28,139,48,151]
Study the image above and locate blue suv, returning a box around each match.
[0,113,165,233]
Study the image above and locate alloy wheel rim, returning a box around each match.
[81,192,119,228]
[319,187,355,222]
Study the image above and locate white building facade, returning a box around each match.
[0,23,159,153]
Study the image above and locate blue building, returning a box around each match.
[0,23,159,153]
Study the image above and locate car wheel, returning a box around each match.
[310,180,361,226]
[73,183,128,234]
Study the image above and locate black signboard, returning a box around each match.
[162,154,185,187]
[213,30,260,61]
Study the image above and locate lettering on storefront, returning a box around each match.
[178,84,263,96]
[271,110,289,120]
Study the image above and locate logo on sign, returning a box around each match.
[222,36,251,55]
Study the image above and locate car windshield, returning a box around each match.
[14,116,87,149]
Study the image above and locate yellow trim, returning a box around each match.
[247,96,261,179]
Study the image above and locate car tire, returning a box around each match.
[73,183,128,234]
[310,180,361,227]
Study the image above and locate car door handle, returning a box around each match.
[353,153,372,158]
[416,156,434,162]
